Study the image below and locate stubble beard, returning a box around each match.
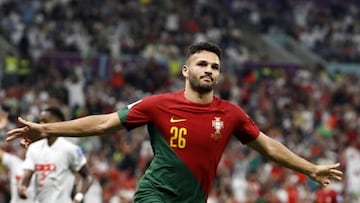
[189,74,215,94]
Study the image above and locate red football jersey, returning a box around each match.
[118,90,259,202]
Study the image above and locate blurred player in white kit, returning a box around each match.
[0,109,37,203]
[18,107,93,203]
[0,146,37,203]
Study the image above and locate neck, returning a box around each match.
[184,84,213,104]
[47,136,58,146]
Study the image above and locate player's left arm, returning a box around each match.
[72,164,93,203]
[246,131,343,187]
[18,169,33,199]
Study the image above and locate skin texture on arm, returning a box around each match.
[72,165,93,203]
[18,169,33,199]
[247,132,343,187]
[6,112,123,145]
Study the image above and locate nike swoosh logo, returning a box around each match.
[170,117,187,123]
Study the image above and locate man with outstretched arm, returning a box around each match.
[7,42,343,203]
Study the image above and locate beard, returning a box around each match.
[188,73,216,94]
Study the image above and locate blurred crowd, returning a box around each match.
[222,0,360,63]
[0,0,360,203]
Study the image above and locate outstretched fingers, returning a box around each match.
[5,117,35,142]
[6,127,28,142]
[328,163,343,181]
[312,162,343,187]
[17,117,31,126]
[329,168,343,181]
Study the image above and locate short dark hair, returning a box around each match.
[185,42,222,60]
[43,107,65,121]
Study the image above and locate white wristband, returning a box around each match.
[74,192,84,202]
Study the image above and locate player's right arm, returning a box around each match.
[18,169,33,199]
[6,112,123,145]
[247,132,343,187]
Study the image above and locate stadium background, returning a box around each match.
[0,0,360,202]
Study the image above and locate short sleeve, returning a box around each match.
[2,152,16,169]
[70,146,87,172]
[233,107,260,144]
[118,96,159,130]
[22,146,35,171]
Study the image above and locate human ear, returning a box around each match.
[182,65,189,78]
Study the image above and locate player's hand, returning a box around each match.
[6,117,47,146]
[308,163,343,187]
[18,185,28,199]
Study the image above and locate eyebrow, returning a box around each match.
[197,60,219,65]
[196,60,220,68]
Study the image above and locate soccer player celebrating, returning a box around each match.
[6,42,343,202]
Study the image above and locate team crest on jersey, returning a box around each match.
[211,117,224,141]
